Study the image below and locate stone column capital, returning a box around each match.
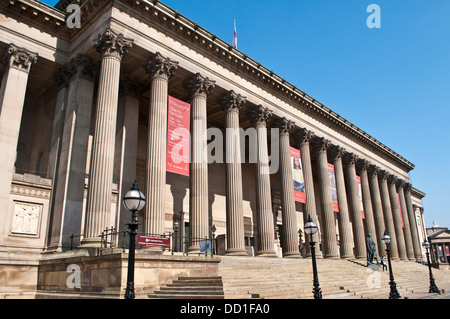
[273,117,295,136]
[57,54,96,88]
[3,43,38,72]
[396,179,407,189]
[292,128,314,146]
[368,165,380,177]
[183,73,215,98]
[343,152,359,166]
[328,145,345,162]
[378,169,389,181]
[405,183,413,192]
[312,136,331,153]
[387,174,398,185]
[356,158,370,174]
[145,52,179,81]
[246,105,273,126]
[94,28,133,60]
[219,90,246,113]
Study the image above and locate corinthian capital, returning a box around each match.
[292,128,314,146]
[94,28,133,60]
[246,105,273,126]
[312,137,331,153]
[273,117,295,136]
[328,145,345,161]
[184,73,215,98]
[343,152,359,166]
[145,52,179,80]
[219,90,246,113]
[3,44,38,72]
[368,165,380,177]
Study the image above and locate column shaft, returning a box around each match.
[404,185,422,261]
[220,90,247,256]
[388,176,407,260]
[344,154,366,260]
[397,182,415,261]
[379,172,399,259]
[0,44,37,244]
[314,138,339,258]
[278,118,300,257]
[184,73,215,252]
[330,147,353,259]
[359,161,378,257]
[296,129,321,257]
[247,105,276,257]
[144,52,178,235]
[368,166,386,257]
[83,29,132,246]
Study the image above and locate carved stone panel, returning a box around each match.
[11,202,41,236]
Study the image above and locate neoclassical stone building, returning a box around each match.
[0,0,428,294]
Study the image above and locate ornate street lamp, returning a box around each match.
[123,180,146,299]
[304,215,322,299]
[381,231,401,299]
[422,240,439,293]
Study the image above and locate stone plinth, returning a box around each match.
[36,250,220,298]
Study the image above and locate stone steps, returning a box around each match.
[147,256,450,299]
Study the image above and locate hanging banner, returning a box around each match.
[166,96,190,176]
[290,147,306,203]
[356,175,365,219]
[328,163,339,212]
[396,193,404,227]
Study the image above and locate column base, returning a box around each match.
[283,251,302,258]
[225,248,248,256]
[256,250,278,258]
[78,238,102,248]
[323,255,341,260]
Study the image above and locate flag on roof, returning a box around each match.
[232,19,237,49]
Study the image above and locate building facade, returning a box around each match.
[0,0,429,291]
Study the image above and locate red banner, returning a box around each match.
[166,96,190,176]
[290,147,306,203]
[356,175,365,219]
[328,163,339,212]
[137,235,171,249]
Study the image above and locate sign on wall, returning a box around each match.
[356,175,365,219]
[290,147,306,203]
[166,96,191,176]
[328,163,339,212]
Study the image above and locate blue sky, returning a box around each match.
[41,0,450,228]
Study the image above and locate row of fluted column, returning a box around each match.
[9,27,422,259]
[78,28,423,260]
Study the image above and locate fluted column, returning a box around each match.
[184,73,215,252]
[329,146,353,259]
[313,137,339,258]
[219,90,247,256]
[379,170,399,260]
[83,29,133,246]
[343,153,366,260]
[388,175,407,260]
[357,159,378,257]
[144,52,179,235]
[293,129,321,258]
[49,55,95,250]
[368,166,386,257]
[276,118,301,258]
[397,180,415,261]
[0,44,37,244]
[247,105,277,257]
[404,184,422,261]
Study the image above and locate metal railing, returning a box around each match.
[70,228,216,257]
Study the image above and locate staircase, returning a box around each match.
[148,256,450,299]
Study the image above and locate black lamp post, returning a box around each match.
[304,215,322,299]
[123,180,146,300]
[381,231,401,299]
[422,240,439,293]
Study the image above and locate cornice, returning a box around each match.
[5,0,415,171]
